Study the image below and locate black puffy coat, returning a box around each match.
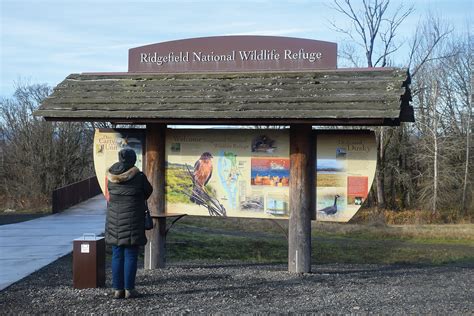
[105,164,153,246]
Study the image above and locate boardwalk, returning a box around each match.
[0,195,106,290]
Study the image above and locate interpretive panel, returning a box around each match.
[93,129,145,193]
[316,131,376,222]
[92,128,376,222]
[166,129,290,218]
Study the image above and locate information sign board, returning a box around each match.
[93,129,376,222]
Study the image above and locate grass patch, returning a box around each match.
[313,236,473,265]
[174,216,287,234]
[167,230,287,263]
[0,207,50,215]
[165,217,474,266]
[312,222,474,245]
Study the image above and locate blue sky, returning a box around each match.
[1,0,472,98]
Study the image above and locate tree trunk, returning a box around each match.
[461,105,471,215]
[389,166,396,209]
[433,125,438,215]
[432,82,439,215]
[398,124,409,209]
[376,127,386,209]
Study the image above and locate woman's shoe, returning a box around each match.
[125,289,139,299]
[113,290,125,299]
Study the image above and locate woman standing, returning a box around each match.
[105,148,153,299]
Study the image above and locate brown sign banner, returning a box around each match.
[128,36,337,73]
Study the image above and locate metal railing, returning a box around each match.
[52,176,102,213]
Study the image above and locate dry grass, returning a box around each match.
[312,221,474,243]
[353,207,473,225]
[178,215,474,243]
[390,224,474,241]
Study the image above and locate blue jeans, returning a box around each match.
[112,245,139,290]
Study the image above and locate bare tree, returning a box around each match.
[413,67,467,214]
[409,19,472,216]
[330,0,413,67]
[430,79,440,214]
[0,83,95,210]
[444,33,472,215]
[408,14,453,78]
[461,55,472,215]
[330,0,413,209]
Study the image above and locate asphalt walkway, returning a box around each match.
[0,195,106,291]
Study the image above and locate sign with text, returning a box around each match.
[316,131,377,222]
[166,129,290,219]
[129,36,337,73]
[93,129,145,194]
[92,128,375,222]
[165,129,375,221]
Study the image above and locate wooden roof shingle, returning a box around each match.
[35,68,413,126]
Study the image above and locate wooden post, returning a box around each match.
[144,124,166,269]
[288,124,314,273]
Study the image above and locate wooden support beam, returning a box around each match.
[288,124,314,273]
[144,124,166,269]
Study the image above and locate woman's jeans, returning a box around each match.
[112,245,139,290]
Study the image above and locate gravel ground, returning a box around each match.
[0,254,473,314]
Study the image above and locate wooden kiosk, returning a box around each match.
[36,36,413,273]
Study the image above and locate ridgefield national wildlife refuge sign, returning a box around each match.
[128,36,337,73]
[36,35,413,272]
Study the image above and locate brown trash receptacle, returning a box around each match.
[73,234,105,289]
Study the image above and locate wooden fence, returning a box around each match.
[52,176,102,213]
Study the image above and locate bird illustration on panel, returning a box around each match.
[190,152,213,203]
[317,195,341,216]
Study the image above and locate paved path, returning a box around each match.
[0,195,106,291]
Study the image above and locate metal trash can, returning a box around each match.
[73,233,105,289]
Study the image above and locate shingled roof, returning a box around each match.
[35,68,413,126]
